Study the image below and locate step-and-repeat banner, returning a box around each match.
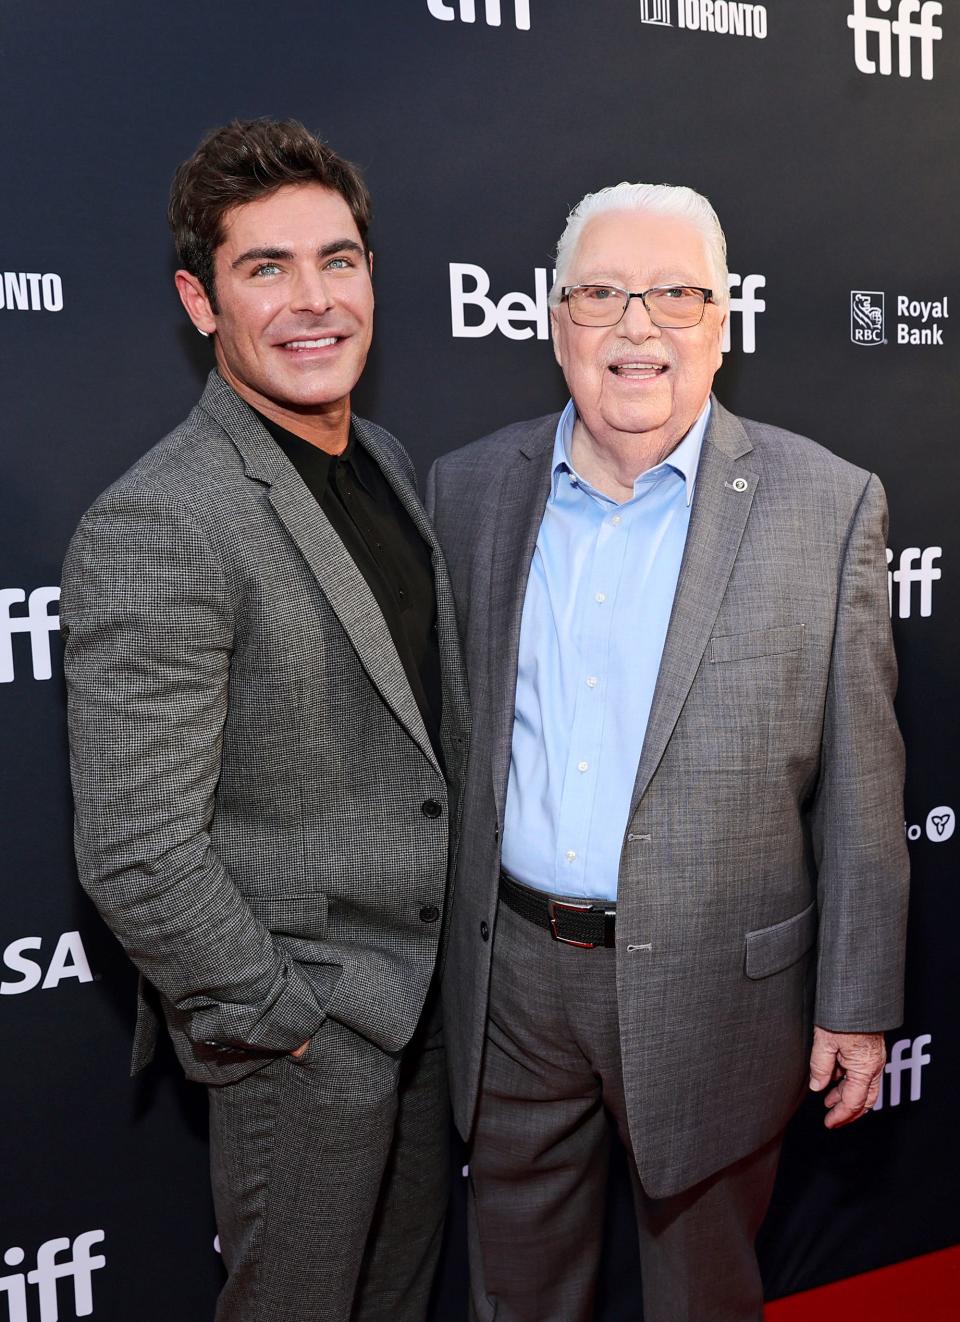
[2,3,957,1317]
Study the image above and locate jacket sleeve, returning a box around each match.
[61,485,325,1054]
[810,472,910,1032]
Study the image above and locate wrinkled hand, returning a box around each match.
[291,1039,310,1059]
[809,1027,886,1128]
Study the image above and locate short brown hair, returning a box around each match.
[168,118,372,309]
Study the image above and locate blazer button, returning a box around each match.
[419,905,441,923]
[421,799,443,818]
[480,921,490,941]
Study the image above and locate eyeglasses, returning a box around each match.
[561,283,715,329]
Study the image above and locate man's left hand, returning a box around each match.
[808,1027,886,1128]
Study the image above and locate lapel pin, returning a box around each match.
[725,477,749,493]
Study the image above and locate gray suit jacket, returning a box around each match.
[62,371,469,1086]
[426,397,909,1197]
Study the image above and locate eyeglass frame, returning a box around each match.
[560,283,716,328]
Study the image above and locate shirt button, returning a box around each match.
[480,920,490,941]
[565,850,577,862]
[419,905,440,923]
[611,515,622,526]
[577,761,589,773]
[586,676,598,688]
[595,592,606,604]
[421,799,443,818]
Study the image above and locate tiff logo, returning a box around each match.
[641,0,672,22]
[873,1034,931,1110]
[848,1,943,80]
[0,1232,105,1322]
[0,588,60,683]
[886,546,941,618]
[427,0,531,28]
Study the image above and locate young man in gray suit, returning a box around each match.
[426,183,909,1321]
[61,119,468,1322]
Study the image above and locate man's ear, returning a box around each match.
[367,248,374,277]
[175,270,217,336]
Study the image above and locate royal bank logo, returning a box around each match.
[0,588,61,683]
[0,1231,105,1321]
[848,1,943,80]
[427,0,531,28]
[852,290,949,347]
[851,291,885,345]
[640,0,768,39]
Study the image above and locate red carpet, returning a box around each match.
[766,1245,960,1320]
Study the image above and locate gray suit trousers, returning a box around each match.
[209,999,447,1322]
[468,896,781,1322]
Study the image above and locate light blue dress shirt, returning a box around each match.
[501,396,711,901]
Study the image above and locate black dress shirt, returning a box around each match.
[258,413,443,760]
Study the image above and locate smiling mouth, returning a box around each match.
[609,361,668,378]
[280,336,341,351]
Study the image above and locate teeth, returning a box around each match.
[614,362,664,374]
[286,337,338,349]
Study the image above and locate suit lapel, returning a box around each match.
[197,373,441,772]
[628,399,759,815]
[486,417,557,822]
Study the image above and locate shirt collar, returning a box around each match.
[551,396,711,507]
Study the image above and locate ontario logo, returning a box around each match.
[640,0,768,38]
[851,291,885,345]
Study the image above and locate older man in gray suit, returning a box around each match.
[60,119,468,1322]
[426,182,908,1321]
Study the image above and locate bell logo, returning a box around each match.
[427,0,531,28]
[0,588,61,683]
[450,264,765,352]
[1,933,95,996]
[873,1035,931,1110]
[0,1231,105,1322]
[848,1,943,80]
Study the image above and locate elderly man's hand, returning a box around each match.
[809,1027,886,1128]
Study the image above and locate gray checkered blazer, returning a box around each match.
[62,371,469,1086]
[427,398,909,1197]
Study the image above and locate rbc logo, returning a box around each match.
[848,1,943,80]
[0,1231,105,1322]
[851,291,884,345]
[0,588,61,683]
[427,0,531,28]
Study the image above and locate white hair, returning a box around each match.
[551,181,729,311]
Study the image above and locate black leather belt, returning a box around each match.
[499,871,616,949]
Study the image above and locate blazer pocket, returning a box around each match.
[709,624,804,665]
[744,900,817,979]
[246,892,328,941]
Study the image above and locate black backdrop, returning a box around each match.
[1,2,957,1317]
